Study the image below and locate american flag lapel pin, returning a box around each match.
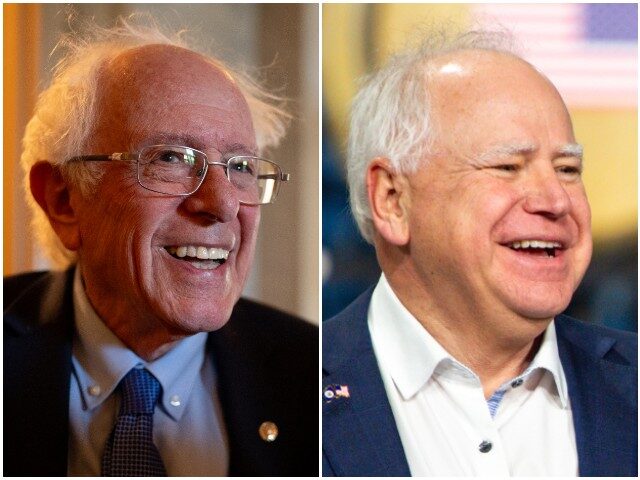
[323,384,350,402]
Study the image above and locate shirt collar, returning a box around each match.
[517,321,569,408]
[72,266,208,421]
[369,274,475,401]
[368,274,569,407]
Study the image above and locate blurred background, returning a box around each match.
[4,3,319,323]
[323,3,637,332]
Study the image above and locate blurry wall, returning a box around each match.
[4,3,319,324]
[322,3,637,331]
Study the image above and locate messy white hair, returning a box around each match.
[347,29,517,243]
[21,13,291,267]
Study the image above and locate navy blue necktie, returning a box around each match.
[102,368,168,476]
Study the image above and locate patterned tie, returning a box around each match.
[102,368,168,476]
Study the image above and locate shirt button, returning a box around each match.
[478,440,493,453]
[511,378,524,388]
[170,395,181,407]
[87,385,101,396]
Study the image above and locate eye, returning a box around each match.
[493,164,520,172]
[556,165,582,179]
[229,157,256,176]
[157,151,183,164]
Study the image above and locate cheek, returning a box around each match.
[446,178,520,242]
[78,181,160,264]
[237,207,260,263]
[570,188,592,230]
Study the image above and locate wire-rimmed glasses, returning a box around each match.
[68,145,290,205]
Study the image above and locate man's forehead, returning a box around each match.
[105,44,238,95]
[426,49,531,78]
[89,43,255,153]
[426,49,558,106]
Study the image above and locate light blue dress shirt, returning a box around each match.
[67,267,229,476]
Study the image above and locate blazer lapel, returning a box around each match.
[208,298,318,476]
[556,315,638,476]
[323,289,410,477]
[4,269,75,476]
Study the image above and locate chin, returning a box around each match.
[500,283,574,321]
[511,296,572,321]
[161,304,235,336]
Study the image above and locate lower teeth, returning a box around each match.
[190,260,222,270]
[511,248,556,257]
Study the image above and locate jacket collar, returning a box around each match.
[4,269,75,476]
[555,315,637,476]
[323,287,411,476]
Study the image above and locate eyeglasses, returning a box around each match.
[68,144,290,205]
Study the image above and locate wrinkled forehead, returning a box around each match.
[90,44,255,152]
[105,44,242,99]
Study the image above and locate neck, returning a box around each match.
[78,265,185,361]
[112,325,182,362]
[385,270,550,399]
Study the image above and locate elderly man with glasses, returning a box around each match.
[4,17,317,477]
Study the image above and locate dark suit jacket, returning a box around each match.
[323,287,638,477]
[4,269,318,477]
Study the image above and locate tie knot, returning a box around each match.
[119,368,161,415]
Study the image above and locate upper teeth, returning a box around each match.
[510,240,562,249]
[167,246,230,260]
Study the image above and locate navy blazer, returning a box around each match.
[4,269,319,477]
[323,288,637,477]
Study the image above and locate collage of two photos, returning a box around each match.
[4,3,638,477]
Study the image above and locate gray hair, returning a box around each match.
[347,29,518,243]
[21,13,290,267]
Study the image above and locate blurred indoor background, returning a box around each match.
[4,3,319,323]
[323,3,637,332]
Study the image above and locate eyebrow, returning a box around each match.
[138,133,256,156]
[140,132,206,150]
[556,143,583,159]
[476,142,537,163]
[476,141,583,162]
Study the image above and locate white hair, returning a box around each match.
[21,13,290,267]
[347,29,518,243]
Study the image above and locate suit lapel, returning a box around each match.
[556,315,638,476]
[323,289,411,477]
[4,269,75,476]
[208,298,307,476]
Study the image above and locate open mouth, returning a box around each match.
[165,246,230,270]
[506,240,563,258]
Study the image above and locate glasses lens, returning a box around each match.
[138,146,205,195]
[228,157,281,204]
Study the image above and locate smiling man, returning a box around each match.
[322,31,637,476]
[4,17,317,477]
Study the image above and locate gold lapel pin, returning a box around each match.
[259,421,278,442]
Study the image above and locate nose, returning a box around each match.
[522,166,572,219]
[181,165,239,223]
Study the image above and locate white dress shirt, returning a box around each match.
[68,267,229,476]
[368,274,578,476]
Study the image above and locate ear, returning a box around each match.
[29,161,81,251]
[366,157,410,246]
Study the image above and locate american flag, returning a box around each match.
[335,385,350,398]
[471,3,638,108]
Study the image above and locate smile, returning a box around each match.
[507,240,563,258]
[165,246,230,270]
